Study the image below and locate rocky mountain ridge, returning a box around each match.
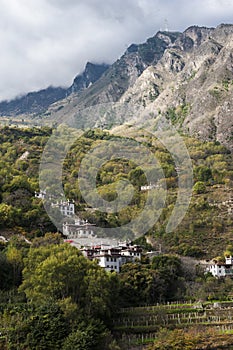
[0,86,67,116]
[46,30,180,122]
[48,24,233,151]
[125,24,233,151]
[0,24,233,151]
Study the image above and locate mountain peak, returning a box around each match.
[68,62,110,94]
[0,62,109,116]
[173,26,215,51]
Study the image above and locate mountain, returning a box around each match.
[76,30,179,105]
[0,62,109,116]
[46,31,180,125]
[0,86,67,117]
[47,24,233,151]
[121,24,233,151]
[0,24,233,151]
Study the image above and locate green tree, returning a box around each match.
[151,255,184,300]
[194,165,212,182]
[193,181,206,194]
[31,232,63,248]
[0,203,16,227]
[129,167,146,187]
[26,303,69,350]
[0,252,13,290]
[19,244,112,320]
[6,246,23,286]
[62,320,110,350]
[119,262,165,306]
[2,303,68,350]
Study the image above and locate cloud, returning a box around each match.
[0,0,232,100]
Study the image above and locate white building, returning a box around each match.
[97,255,121,273]
[140,183,159,191]
[81,245,121,272]
[95,247,122,273]
[206,255,233,278]
[207,263,226,278]
[120,246,142,260]
[35,190,47,199]
[35,191,75,217]
[63,218,95,238]
[80,243,142,273]
[51,200,75,217]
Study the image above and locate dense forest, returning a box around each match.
[0,126,232,349]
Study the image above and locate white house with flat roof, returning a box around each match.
[52,200,75,217]
[97,254,121,273]
[206,255,233,278]
[35,190,47,199]
[63,218,95,237]
[80,243,142,273]
[140,183,159,191]
[35,190,75,217]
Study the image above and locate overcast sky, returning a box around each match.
[0,0,233,101]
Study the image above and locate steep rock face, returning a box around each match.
[120,24,233,151]
[173,25,215,51]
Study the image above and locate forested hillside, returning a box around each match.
[0,126,232,349]
[0,126,232,256]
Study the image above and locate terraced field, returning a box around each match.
[113,301,233,348]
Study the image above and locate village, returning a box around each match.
[34,190,150,272]
[34,190,233,278]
